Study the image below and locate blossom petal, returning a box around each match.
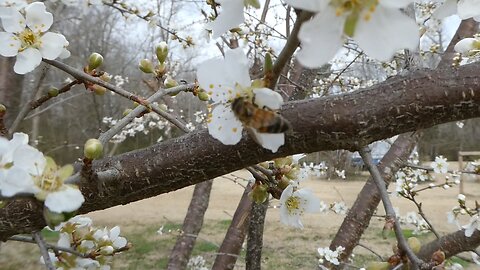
[39,32,67,60]
[113,236,127,249]
[432,0,458,19]
[296,9,344,68]
[379,0,414,9]
[0,31,20,56]
[250,130,284,153]
[206,0,244,39]
[14,47,42,74]
[12,144,46,175]
[0,167,38,196]
[0,7,25,33]
[355,7,419,62]
[296,189,321,213]
[457,0,480,20]
[253,88,283,110]
[283,0,328,12]
[454,38,477,54]
[25,2,52,32]
[197,48,250,103]
[44,186,85,213]
[207,104,243,145]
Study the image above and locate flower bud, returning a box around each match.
[0,200,5,209]
[100,245,114,255]
[123,108,133,117]
[0,104,5,114]
[139,59,154,74]
[431,250,445,265]
[366,262,390,270]
[264,52,273,73]
[43,207,66,229]
[407,237,421,254]
[250,184,269,203]
[244,0,260,8]
[84,138,103,160]
[164,75,178,88]
[274,156,293,168]
[100,72,111,82]
[198,91,209,101]
[277,177,290,190]
[155,42,168,64]
[156,63,167,76]
[88,52,104,70]
[92,85,106,95]
[159,104,168,111]
[48,87,59,97]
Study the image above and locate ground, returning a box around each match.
[1,168,479,269]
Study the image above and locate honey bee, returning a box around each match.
[231,97,291,133]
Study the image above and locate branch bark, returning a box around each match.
[246,200,268,270]
[328,132,419,268]
[1,63,480,239]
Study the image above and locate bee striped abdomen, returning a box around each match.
[231,97,291,134]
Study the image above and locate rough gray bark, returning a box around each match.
[212,185,252,270]
[327,133,420,269]
[167,180,213,270]
[1,63,480,239]
[246,200,268,270]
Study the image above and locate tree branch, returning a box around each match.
[1,62,480,239]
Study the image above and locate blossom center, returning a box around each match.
[285,196,301,214]
[35,169,62,192]
[18,29,41,51]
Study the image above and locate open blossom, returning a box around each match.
[0,132,84,213]
[206,0,260,39]
[318,246,345,266]
[0,2,70,74]
[431,155,448,174]
[197,48,286,152]
[454,37,480,56]
[279,184,321,229]
[283,0,419,67]
[0,132,45,196]
[434,0,480,21]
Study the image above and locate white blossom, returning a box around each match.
[317,246,345,266]
[283,0,419,67]
[279,184,321,229]
[434,0,480,21]
[462,214,480,237]
[0,2,70,74]
[197,48,286,152]
[431,155,448,174]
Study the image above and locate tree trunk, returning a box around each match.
[167,180,213,270]
[327,132,420,269]
[212,185,252,270]
[246,200,268,270]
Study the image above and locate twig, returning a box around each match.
[357,242,384,261]
[33,232,56,270]
[29,80,79,110]
[24,92,86,120]
[10,234,90,258]
[98,83,194,145]
[43,59,149,106]
[359,147,430,270]
[405,163,479,175]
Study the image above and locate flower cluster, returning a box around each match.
[283,0,419,68]
[317,246,345,266]
[447,194,480,237]
[395,166,429,195]
[397,211,430,235]
[0,2,70,74]
[187,255,209,270]
[0,133,84,213]
[41,215,129,270]
[197,48,287,152]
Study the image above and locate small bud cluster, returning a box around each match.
[83,53,110,95]
[397,211,430,235]
[139,42,169,79]
[41,216,129,270]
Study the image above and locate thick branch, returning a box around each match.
[1,63,480,239]
[328,132,419,268]
[212,185,252,270]
[418,229,480,261]
[167,180,213,270]
[246,200,268,270]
